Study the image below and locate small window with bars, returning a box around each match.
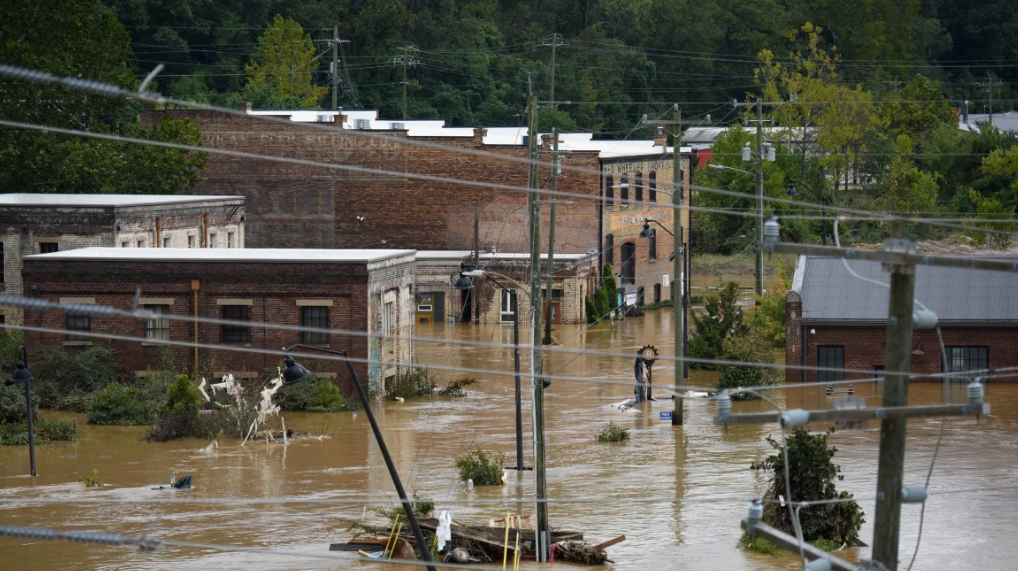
[40,242,58,254]
[220,305,251,344]
[300,306,329,343]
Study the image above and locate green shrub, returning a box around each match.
[584,294,599,324]
[438,378,476,397]
[160,375,202,416]
[751,428,865,545]
[385,367,436,401]
[78,469,102,487]
[455,449,505,485]
[748,257,793,348]
[0,330,24,377]
[0,419,77,445]
[0,382,38,423]
[375,492,435,525]
[32,344,124,410]
[809,538,842,552]
[149,375,210,442]
[737,533,781,555]
[275,376,358,412]
[596,421,630,443]
[86,383,155,425]
[688,282,746,368]
[716,331,782,400]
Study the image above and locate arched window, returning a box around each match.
[605,234,614,266]
[606,175,614,209]
[649,172,657,203]
[635,172,644,202]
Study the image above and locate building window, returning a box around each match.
[163,236,171,248]
[817,346,845,383]
[635,172,644,202]
[653,283,661,304]
[541,288,564,299]
[649,172,657,203]
[187,235,195,248]
[944,346,988,376]
[210,234,217,248]
[391,122,405,130]
[66,313,90,342]
[228,232,235,248]
[0,243,5,282]
[121,241,130,248]
[144,305,170,341]
[637,286,645,307]
[620,242,636,285]
[300,306,329,343]
[606,175,615,209]
[500,289,517,323]
[220,305,251,344]
[619,175,629,205]
[355,119,371,129]
[40,242,58,254]
[0,315,5,326]
[137,239,145,248]
[383,301,396,354]
[648,229,657,260]
[605,234,614,266]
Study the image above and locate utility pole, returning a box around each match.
[391,45,420,120]
[755,99,764,298]
[474,208,480,324]
[643,106,701,425]
[543,128,560,345]
[331,27,339,110]
[540,34,566,102]
[871,239,917,571]
[526,86,550,563]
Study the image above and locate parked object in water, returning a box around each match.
[152,472,192,490]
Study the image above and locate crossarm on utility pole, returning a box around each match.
[741,520,858,571]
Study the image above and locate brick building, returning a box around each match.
[0,194,245,325]
[22,248,414,393]
[414,251,597,325]
[144,108,686,309]
[785,256,1018,384]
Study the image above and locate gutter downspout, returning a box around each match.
[155,218,163,247]
[203,213,210,248]
[191,280,200,378]
[802,323,808,384]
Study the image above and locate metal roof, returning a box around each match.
[26,247,415,264]
[795,256,1018,324]
[0,194,244,207]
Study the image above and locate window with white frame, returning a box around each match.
[144,305,170,341]
[228,232,235,248]
[500,289,517,323]
[187,235,195,248]
[163,236,171,248]
[210,234,217,248]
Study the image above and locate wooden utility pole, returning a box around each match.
[541,34,566,102]
[543,128,560,345]
[526,89,550,563]
[331,27,339,110]
[872,239,917,570]
[643,106,700,425]
[755,99,764,298]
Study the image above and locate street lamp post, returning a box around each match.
[5,347,35,477]
[786,179,828,245]
[454,270,526,473]
[280,347,437,571]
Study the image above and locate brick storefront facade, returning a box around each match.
[21,248,414,394]
[0,195,245,325]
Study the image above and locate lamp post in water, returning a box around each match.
[280,346,436,571]
[5,347,35,476]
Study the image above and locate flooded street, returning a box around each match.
[2,308,1017,570]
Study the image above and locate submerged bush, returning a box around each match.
[438,378,476,397]
[0,420,77,445]
[716,331,782,400]
[737,533,781,555]
[596,421,630,443]
[275,376,357,412]
[455,449,506,485]
[385,367,436,401]
[149,375,215,442]
[0,382,38,423]
[86,383,155,425]
[33,344,124,410]
[375,492,435,525]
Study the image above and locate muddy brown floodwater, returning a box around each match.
[1,308,1016,570]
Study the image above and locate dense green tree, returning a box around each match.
[244,15,328,109]
[0,0,206,194]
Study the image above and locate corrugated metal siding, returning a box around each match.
[800,257,1018,323]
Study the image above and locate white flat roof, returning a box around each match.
[0,194,244,207]
[416,250,474,260]
[478,253,592,261]
[26,248,415,264]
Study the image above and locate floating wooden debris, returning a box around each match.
[554,535,625,565]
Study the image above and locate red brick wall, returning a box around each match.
[785,309,1018,383]
[148,111,605,255]
[22,259,380,393]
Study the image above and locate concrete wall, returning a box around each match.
[21,255,413,394]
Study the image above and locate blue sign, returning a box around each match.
[659,411,672,421]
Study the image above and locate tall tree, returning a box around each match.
[244,15,328,109]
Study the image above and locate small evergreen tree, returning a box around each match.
[602,263,619,313]
[688,282,746,367]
